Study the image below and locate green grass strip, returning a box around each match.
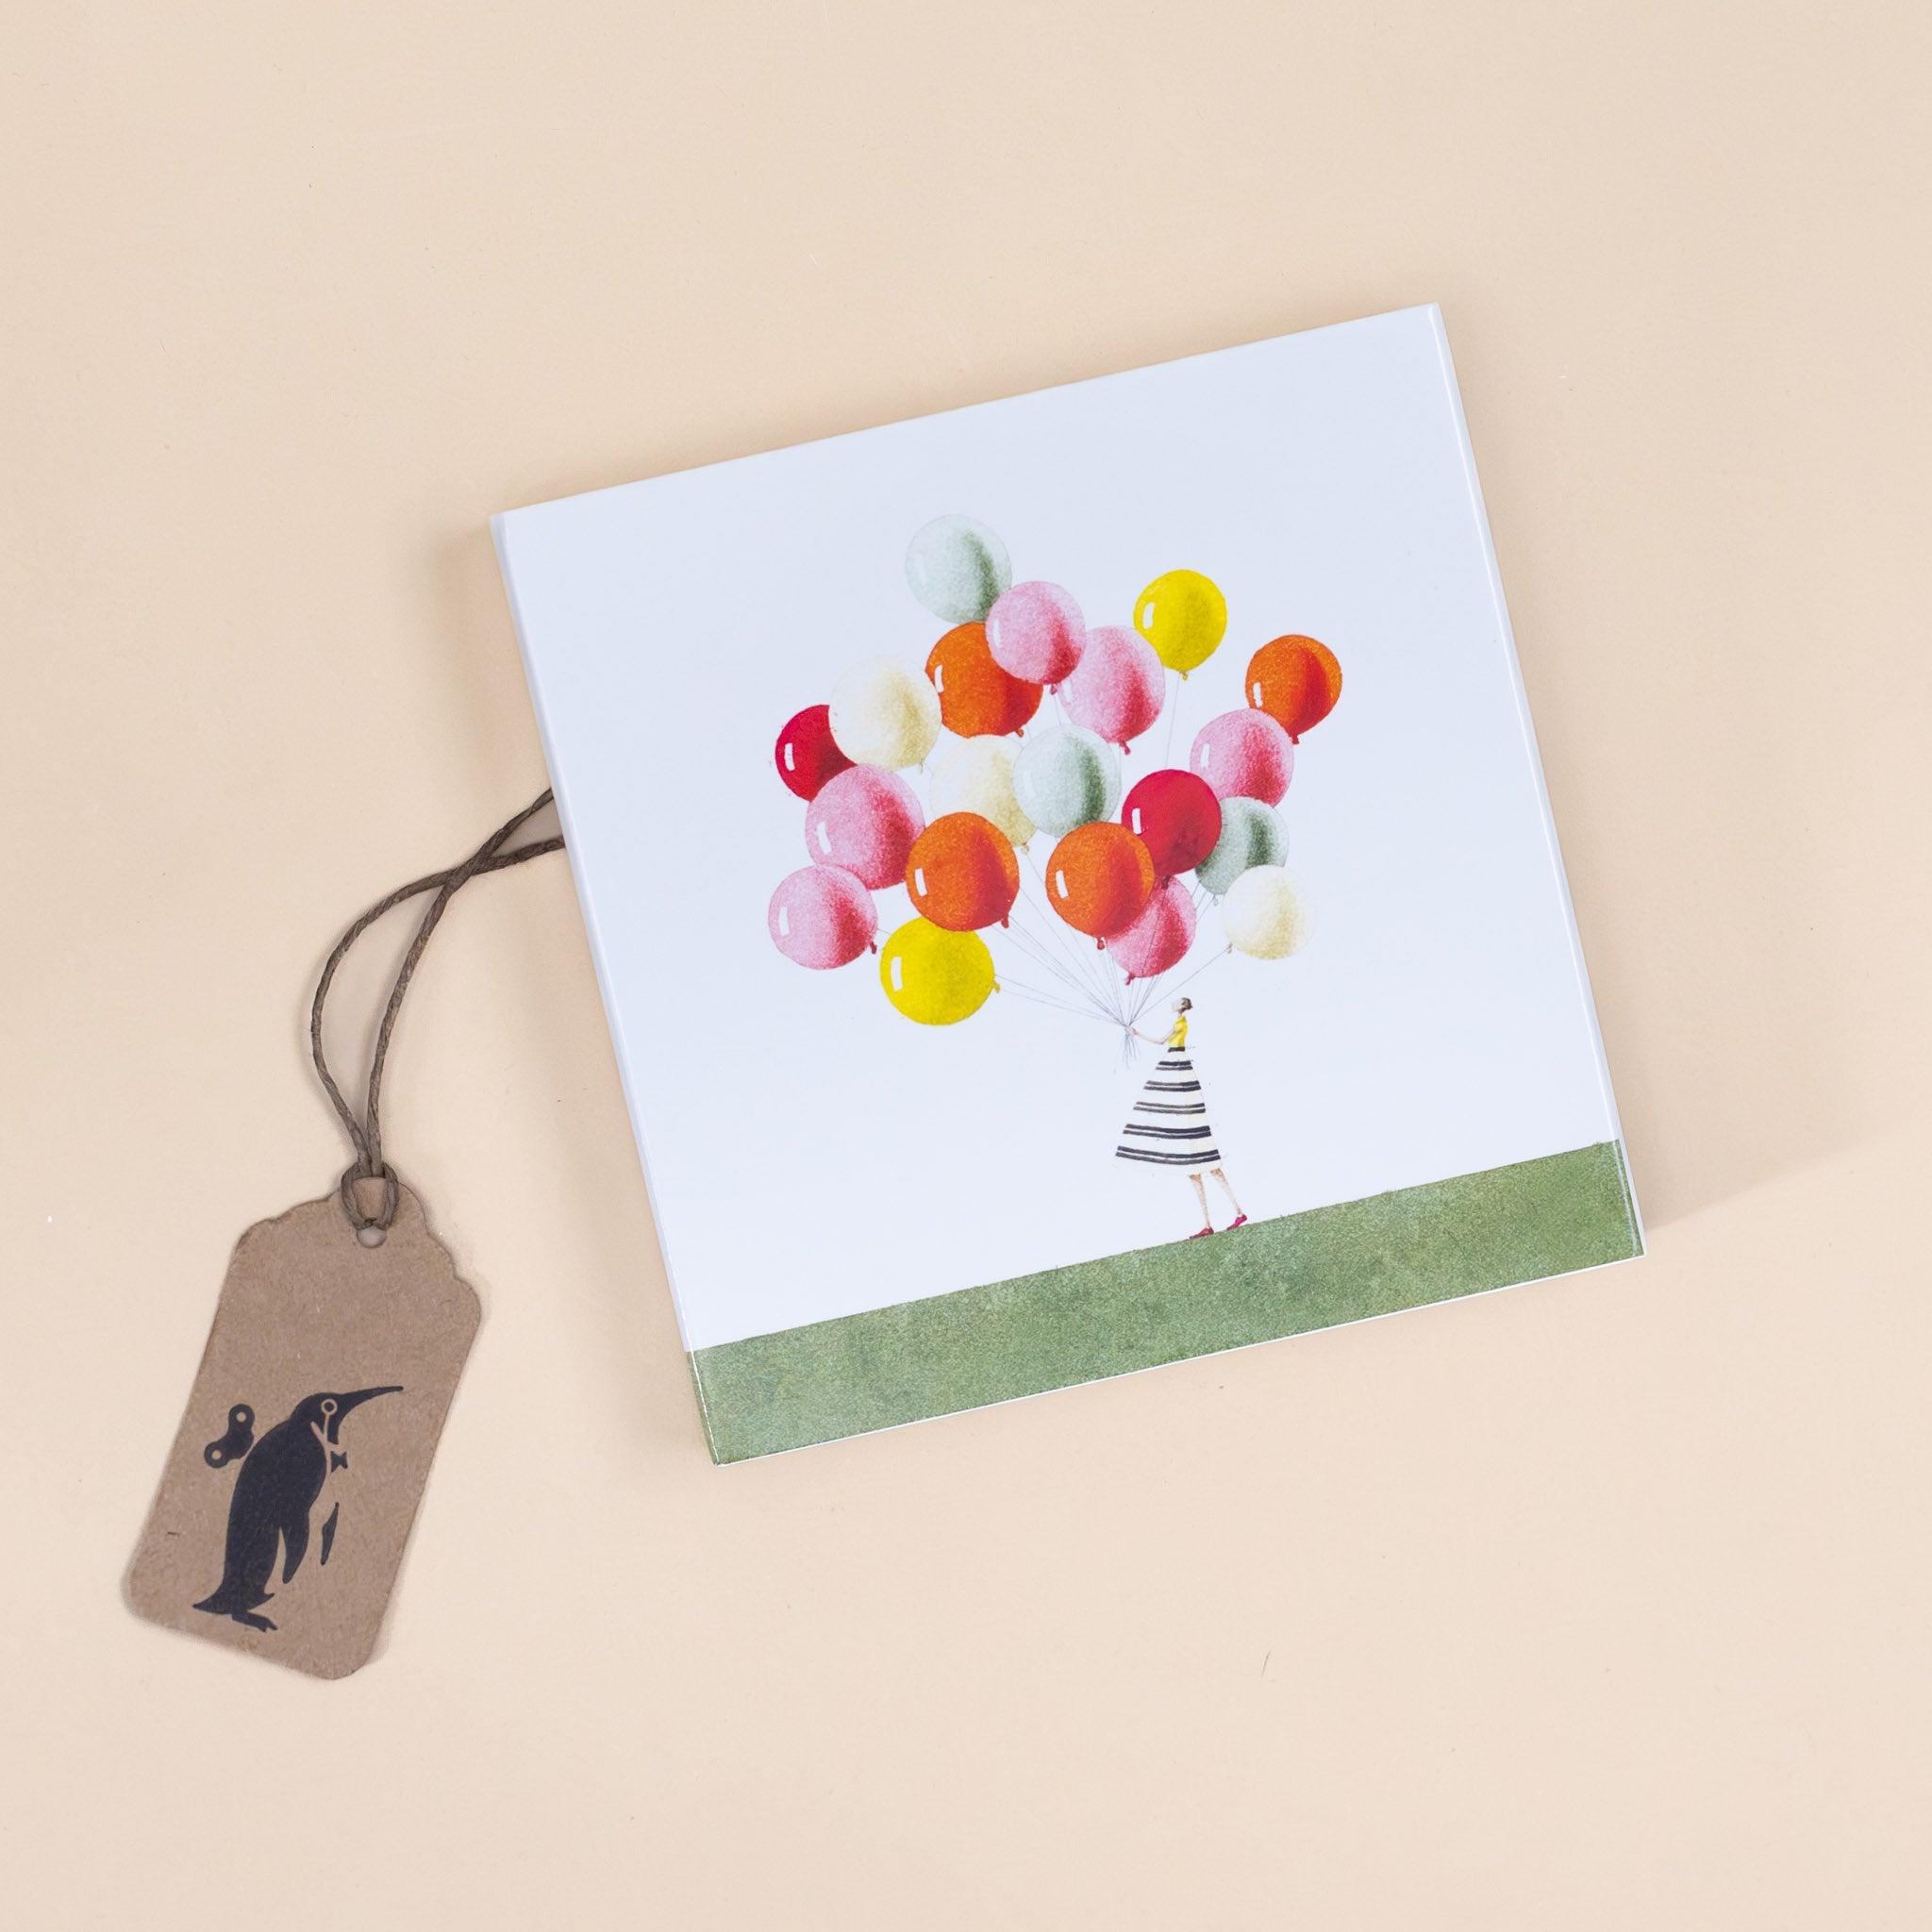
[691,1141,1641,1462]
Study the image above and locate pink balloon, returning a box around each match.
[803,766,924,889]
[985,580,1086,687]
[1190,708,1294,805]
[769,865,877,969]
[1059,625,1165,750]
[1108,875,1197,982]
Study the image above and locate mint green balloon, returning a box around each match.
[1011,724,1121,838]
[906,514,1011,625]
[1196,796,1287,895]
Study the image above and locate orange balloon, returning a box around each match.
[1044,822,1156,941]
[906,812,1021,931]
[1246,635,1342,741]
[925,623,1042,738]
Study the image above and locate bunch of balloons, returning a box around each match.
[767,514,1343,1028]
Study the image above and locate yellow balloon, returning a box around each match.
[929,738,1035,847]
[1133,569,1227,676]
[879,917,996,1024]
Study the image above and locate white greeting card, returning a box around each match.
[495,304,1640,1461]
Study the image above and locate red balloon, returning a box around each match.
[1045,822,1156,941]
[925,625,1042,739]
[774,704,855,800]
[906,813,1021,931]
[1121,769,1221,877]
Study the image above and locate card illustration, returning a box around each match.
[767,515,1332,1241]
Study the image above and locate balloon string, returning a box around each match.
[1001,918,1121,1024]
[1018,848,1121,1013]
[1006,895,1114,1016]
[1004,931,1097,1012]
[1000,919,1090,1000]
[1009,893,1124,1023]
[1006,890,1092,1009]
[997,974,1102,1017]
[1130,939,1232,1025]
[997,979,1124,1027]
[996,889,1090,989]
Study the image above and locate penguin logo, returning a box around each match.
[194,1386,402,1633]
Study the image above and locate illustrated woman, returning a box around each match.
[1120,997,1248,1238]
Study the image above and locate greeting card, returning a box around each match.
[495,305,1641,1461]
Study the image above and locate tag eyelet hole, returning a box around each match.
[340,1163,399,1241]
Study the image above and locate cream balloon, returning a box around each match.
[827,656,941,770]
[1221,865,1307,959]
[929,737,1035,846]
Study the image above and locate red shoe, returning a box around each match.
[1225,1215,1248,1230]
[1190,1225,1214,1239]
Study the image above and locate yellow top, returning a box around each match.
[1166,1012,1189,1051]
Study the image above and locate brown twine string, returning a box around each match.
[311,789,562,1239]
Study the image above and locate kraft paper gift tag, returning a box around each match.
[128,1180,480,1680]
[126,790,558,1675]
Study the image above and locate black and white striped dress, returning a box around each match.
[1116,1036,1221,1174]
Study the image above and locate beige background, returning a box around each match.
[4,2,1928,1924]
